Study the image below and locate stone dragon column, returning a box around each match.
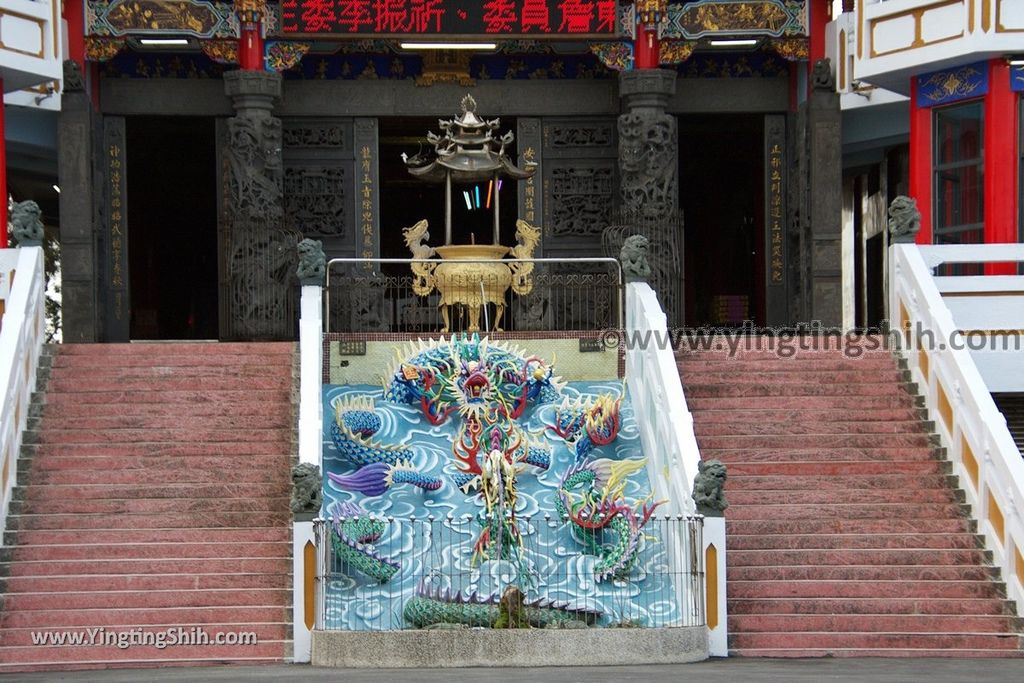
[617,69,678,220]
[222,69,290,338]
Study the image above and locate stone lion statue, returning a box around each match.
[692,459,728,517]
[888,195,921,244]
[494,584,529,629]
[290,463,323,515]
[295,238,326,284]
[619,234,651,283]
[812,58,834,91]
[10,200,44,245]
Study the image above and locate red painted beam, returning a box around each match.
[983,60,1018,273]
[909,77,933,244]
[634,21,659,69]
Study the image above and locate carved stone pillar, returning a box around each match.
[617,70,679,219]
[221,70,293,340]
[794,59,843,327]
[223,70,283,224]
[57,60,99,342]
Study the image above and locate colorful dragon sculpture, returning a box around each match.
[549,393,623,464]
[557,457,665,582]
[403,581,602,628]
[329,502,400,583]
[325,333,662,610]
[328,396,443,496]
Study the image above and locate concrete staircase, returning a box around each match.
[0,342,296,672]
[678,337,1024,657]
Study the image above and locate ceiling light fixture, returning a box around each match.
[139,38,190,46]
[708,39,758,47]
[400,42,496,50]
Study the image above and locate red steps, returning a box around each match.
[0,342,296,672]
[678,341,1024,658]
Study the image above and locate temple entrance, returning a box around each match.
[679,114,765,328]
[126,117,219,340]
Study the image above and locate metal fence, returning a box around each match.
[313,513,704,631]
[325,258,623,334]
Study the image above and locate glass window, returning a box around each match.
[933,101,984,245]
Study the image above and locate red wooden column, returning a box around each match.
[909,77,933,244]
[984,59,1018,260]
[1,77,6,247]
[808,0,828,86]
[62,0,86,72]
[634,1,664,69]
[237,0,265,71]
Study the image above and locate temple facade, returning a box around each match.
[58,0,843,341]
[829,0,1024,326]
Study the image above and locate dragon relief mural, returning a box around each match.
[321,334,673,629]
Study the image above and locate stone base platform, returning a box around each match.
[312,627,708,668]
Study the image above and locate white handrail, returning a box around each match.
[889,243,1024,613]
[624,282,699,515]
[0,246,47,534]
[623,281,725,655]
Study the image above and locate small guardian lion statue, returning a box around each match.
[888,195,921,244]
[692,459,728,517]
[619,234,651,283]
[290,463,323,515]
[296,238,326,285]
[10,200,44,246]
[494,584,530,629]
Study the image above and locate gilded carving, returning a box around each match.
[659,41,694,64]
[589,42,633,71]
[88,0,237,39]
[769,37,808,61]
[416,50,473,87]
[663,0,807,40]
[266,41,310,72]
[202,39,238,64]
[85,37,126,62]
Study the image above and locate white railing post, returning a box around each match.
[292,518,316,663]
[298,284,323,469]
[0,246,46,534]
[295,281,324,662]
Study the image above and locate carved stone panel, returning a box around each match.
[545,162,617,240]
[540,116,618,257]
[281,118,358,257]
[283,165,348,238]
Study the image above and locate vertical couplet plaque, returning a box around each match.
[103,117,130,341]
[763,114,788,326]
